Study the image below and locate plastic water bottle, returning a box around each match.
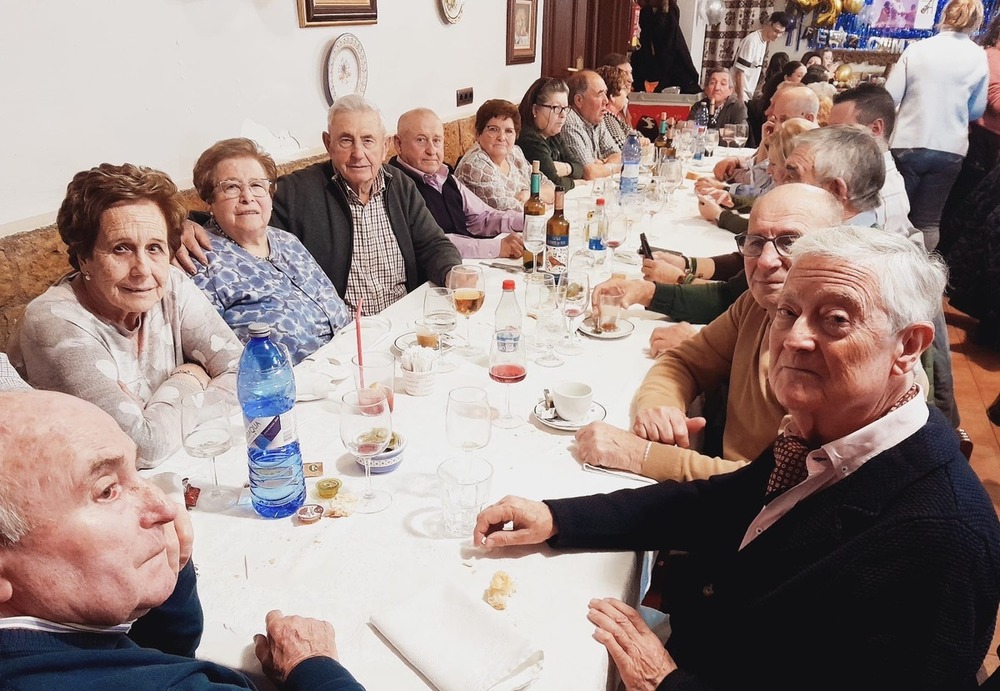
[588,198,608,266]
[692,103,709,161]
[619,131,641,196]
[495,279,522,337]
[237,322,306,518]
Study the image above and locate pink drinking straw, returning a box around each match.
[355,298,365,388]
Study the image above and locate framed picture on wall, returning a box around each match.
[298,0,377,27]
[506,0,537,65]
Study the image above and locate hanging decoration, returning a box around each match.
[703,0,725,25]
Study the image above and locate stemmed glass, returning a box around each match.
[446,387,492,456]
[534,299,565,367]
[524,213,546,274]
[181,390,239,512]
[423,286,458,373]
[658,159,683,207]
[705,129,720,157]
[641,183,665,232]
[674,130,695,170]
[340,389,392,514]
[557,271,591,356]
[446,265,485,357]
[720,125,735,148]
[488,329,527,428]
[732,123,749,148]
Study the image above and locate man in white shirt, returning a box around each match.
[731,11,792,103]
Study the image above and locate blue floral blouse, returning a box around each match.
[192,222,352,364]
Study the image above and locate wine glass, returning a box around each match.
[523,212,547,274]
[446,265,485,357]
[641,183,665,231]
[446,387,492,456]
[705,129,720,157]
[534,298,565,367]
[488,329,527,428]
[340,389,392,514]
[720,125,735,148]
[557,271,591,356]
[181,390,239,512]
[423,286,458,373]
[732,123,749,148]
[658,159,684,206]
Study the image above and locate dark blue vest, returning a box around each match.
[388,157,474,237]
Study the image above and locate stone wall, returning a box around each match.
[0,116,478,352]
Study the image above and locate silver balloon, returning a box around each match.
[704,0,724,24]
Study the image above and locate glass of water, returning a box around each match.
[181,390,239,512]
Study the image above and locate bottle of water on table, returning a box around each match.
[619,131,641,195]
[237,322,306,518]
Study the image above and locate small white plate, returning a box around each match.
[391,332,454,358]
[533,400,607,431]
[578,317,635,340]
[328,316,392,355]
[295,371,332,402]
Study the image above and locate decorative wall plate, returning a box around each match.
[440,0,465,23]
[325,33,368,104]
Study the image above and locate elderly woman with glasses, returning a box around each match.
[516,77,582,190]
[189,138,351,364]
[8,163,243,468]
[456,99,554,211]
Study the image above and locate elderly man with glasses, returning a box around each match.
[575,184,844,482]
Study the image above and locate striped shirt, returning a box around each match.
[0,354,29,391]
[337,171,408,315]
[558,108,620,168]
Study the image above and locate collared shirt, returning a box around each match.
[558,108,620,168]
[877,150,924,247]
[845,209,879,228]
[393,157,523,259]
[0,353,29,391]
[728,156,770,194]
[336,170,408,315]
[741,383,928,549]
[0,615,131,635]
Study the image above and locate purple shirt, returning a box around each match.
[394,158,523,259]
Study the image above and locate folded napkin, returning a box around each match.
[370,580,544,691]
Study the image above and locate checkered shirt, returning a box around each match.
[336,170,408,315]
[558,108,620,168]
[0,354,29,391]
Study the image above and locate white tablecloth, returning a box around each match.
[148,153,746,691]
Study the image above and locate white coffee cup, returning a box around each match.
[551,381,593,422]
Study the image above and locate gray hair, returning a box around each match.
[327,94,386,136]
[790,125,885,212]
[0,436,30,548]
[789,225,947,332]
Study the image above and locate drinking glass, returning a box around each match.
[352,351,395,412]
[446,387,492,455]
[732,123,749,148]
[720,125,735,148]
[488,329,527,428]
[557,271,591,356]
[658,159,684,206]
[447,265,485,357]
[423,286,458,373]
[705,129,720,157]
[524,271,556,319]
[181,390,239,512]
[340,389,392,514]
[523,212,547,274]
[534,298,565,367]
[641,183,665,231]
[606,211,630,270]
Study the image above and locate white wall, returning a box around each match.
[0,0,543,237]
[677,0,707,79]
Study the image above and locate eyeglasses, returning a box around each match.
[735,233,798,257]
[536,104,571,116]
[484,124,517,138]
[215,179,271,199]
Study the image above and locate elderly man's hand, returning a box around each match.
[761,118,778,144]
[649,323,698,358]
[499,233,525,259]
[650,251,685,269]
[713,157,742,182]
[253,610,340,684]
[554,161,573,177]
[633,406,706,447]
[696,194,724,224]
[172,220,212,275]
[588,598,678,691]
[474,495,555,550]
[574,421,648,474]
[591,278,654,318]
[694,177,725,196]
[641,258,685,284]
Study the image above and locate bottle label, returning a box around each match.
[545,243,568,274]
[588,237,607,251]
[496,329,520,353]
[246,412,298,451]
[524,215,546,239]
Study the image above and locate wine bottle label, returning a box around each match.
[524,215,546,237]
[246,412,298,451]
[545,237,568,274]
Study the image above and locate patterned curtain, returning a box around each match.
[701,2,778,77]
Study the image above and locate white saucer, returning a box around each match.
[533,400,607,431]
[391,331,454,358]
[328,316,392,354]
[578,317,635,340]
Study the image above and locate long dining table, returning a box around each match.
[146,150,752,690]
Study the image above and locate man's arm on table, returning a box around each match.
[648,273,747,325]
[459,178,524,236]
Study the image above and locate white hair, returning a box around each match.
[790,125,885,212]
[789,225,947,332]
[326,94,386,136]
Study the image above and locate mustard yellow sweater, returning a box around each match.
[633,291,786,481]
